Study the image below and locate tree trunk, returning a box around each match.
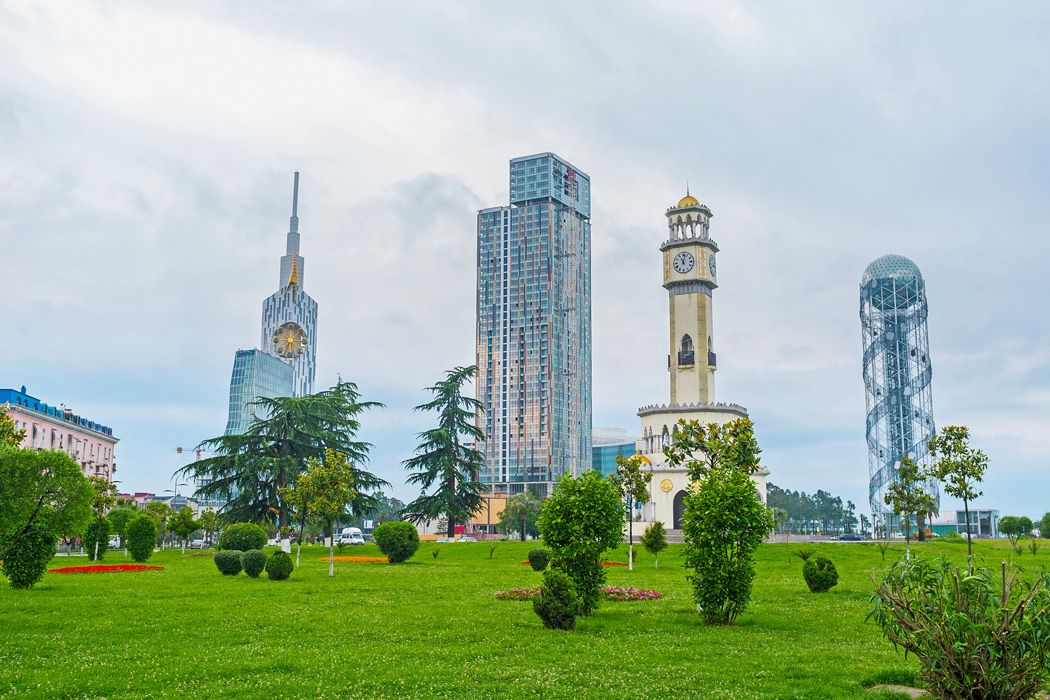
[329,518,335,578]
[94,536,99,562]
[520,518,526,543]
[628,514,634,571]
[181,538,186,555]
[964,498,973,569]
[654,552,658,569]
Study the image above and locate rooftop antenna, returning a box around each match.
[290,171,299,233]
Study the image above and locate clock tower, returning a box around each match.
[662,189,717,405]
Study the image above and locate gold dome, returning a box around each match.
[677,185,699,208]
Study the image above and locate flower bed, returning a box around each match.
[48,565,164,574]
[318,556,388,563]
[495,585,662,601]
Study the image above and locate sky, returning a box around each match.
[2,1,1048,519]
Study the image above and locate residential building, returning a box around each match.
[476,152,592,498]
[2,385,118,481]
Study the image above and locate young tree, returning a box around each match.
[107,507,137,558]
[639,521,668,568]
[143,502,172,549]
[611,454,651,571]
[538,469,623,615]
[168,507,198,554]
[0,445,93,563]
[928,426,988,565]
[1040,512,1050,540]
[280,474,315,567]
[884,457,936,561]
[401,366,486,538]
[85,476,117,562]
[283,449,358,577]
[179,380,385,528]
[499,489,542,541]
[197,510,219,547]
[860,513,871,537]
[999,516,1033,554]
[1,409,26,446]
[665,417,774,625]
[772,507,790,562]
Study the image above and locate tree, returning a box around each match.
[143,502,172,548]
[860,513,871,537]
[499,489,542,541]
[928,426,988,565]
[0,444,93,563]
[363,493,406,526]
[999,516,1033,554]
[665,417,774,625]
[126,514,157,562]
[884,457,936,561]
[197,510,219,547]
[772,507,790,562]
[639,521,668,568]
[1040,512,1050,540]
[538,469,623,615]
[107,507,136,558]
[611,454,651,571]
[168,507,198,554]
[179,379,385,528]
[86,476,117,561]
[1,409,26,446]
[282,449,358,577]
[401,366,486,537]
[82,517,111,561]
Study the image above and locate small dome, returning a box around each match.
[677,193,700,208]
[861,254,923,287]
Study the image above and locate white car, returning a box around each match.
[190,539,206,549]
[457,536,478,543]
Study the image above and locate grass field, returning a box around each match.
[1,538,1045,699]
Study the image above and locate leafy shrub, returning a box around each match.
[639,521,668,568]
[793,546,816,562]
[265,550,294,581]
[241,549,267,578]
[1,530,57,589]
[218,523,267,552]
[871,556,1050,700]
[527,548,550,571]
[943,530,963,542]
[803,556,839,593]
[372,521,420,564]
[533,568,582,630]
[82,516,111,561]
[214,550,243,576]
[126,514,158,562]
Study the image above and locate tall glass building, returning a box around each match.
[591,427,639,479]
[860,254,939,528]
[476,153,592,497]
[224,349,294,435]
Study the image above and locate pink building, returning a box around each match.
[2,385,118,481]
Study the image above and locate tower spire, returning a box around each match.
[287,248,299,290]
[290,171,299,233]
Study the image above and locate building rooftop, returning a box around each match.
[1,386,115,438]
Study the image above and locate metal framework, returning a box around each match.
[860,255,939,522]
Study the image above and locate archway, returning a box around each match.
[673,490,688,530]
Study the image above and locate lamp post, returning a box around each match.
[163,482,186,549]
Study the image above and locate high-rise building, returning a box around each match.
[860,254,939,528]
[260,172,318,398]
[476,152,592,497]
[591,427,639,479]
[223,349,295,436]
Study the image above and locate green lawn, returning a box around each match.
[0,538,1043,699]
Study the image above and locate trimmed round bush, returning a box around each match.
[2,530,58,589]
[242,549,267,578]
[265,550,294,581]
[533,568,582,630]
[218,523,267,552]
[82,517,111,562]
[126,514,158,562]
[803,556,839,593]
[372,521,420,564]
[528,548,551,571]
[214,550,243,576]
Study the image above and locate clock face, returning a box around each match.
[708,255,716,276]
[672,251,694,273]
[272,322,308,358]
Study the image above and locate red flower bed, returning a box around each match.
[48,565,164,574]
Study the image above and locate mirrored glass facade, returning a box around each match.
[477,153,592,497]
[224,349,294,436]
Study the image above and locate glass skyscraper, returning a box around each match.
[224,349,295,435]
[476,153,592,498]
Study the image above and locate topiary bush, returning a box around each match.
[218,523,267,552]
[126,514,158,563]
[1,530,58,589]
[265,550,294,581]
[803,556,839,593]
[82,517,111,561]
[528,548,550,571]
[533,568,582,630]
[372,521,420,564]
[214,550,243,576]
[241,549,267,578]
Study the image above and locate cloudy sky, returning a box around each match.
[2,1,1048,518]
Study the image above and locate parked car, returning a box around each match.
[837,533,862,541]
[190,539,205,549]
[435,536,453,543]
[457,536,478,543]
[338,527,365,545]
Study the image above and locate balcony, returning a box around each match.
[677,351,695,367]
[708,351,717,368]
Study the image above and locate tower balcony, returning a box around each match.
[708,351,717,368]
[677,351,695,367]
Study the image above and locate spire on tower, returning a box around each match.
[290,171,300,233]
[287,248,299,290]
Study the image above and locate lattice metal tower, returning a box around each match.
[860,254,939,527]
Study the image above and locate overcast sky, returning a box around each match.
[2,1,1048,518]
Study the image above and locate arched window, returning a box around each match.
[681,335,693,353]
[673,490,688,529]
[662,426,670,448]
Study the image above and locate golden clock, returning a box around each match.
[272,322,308,359]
